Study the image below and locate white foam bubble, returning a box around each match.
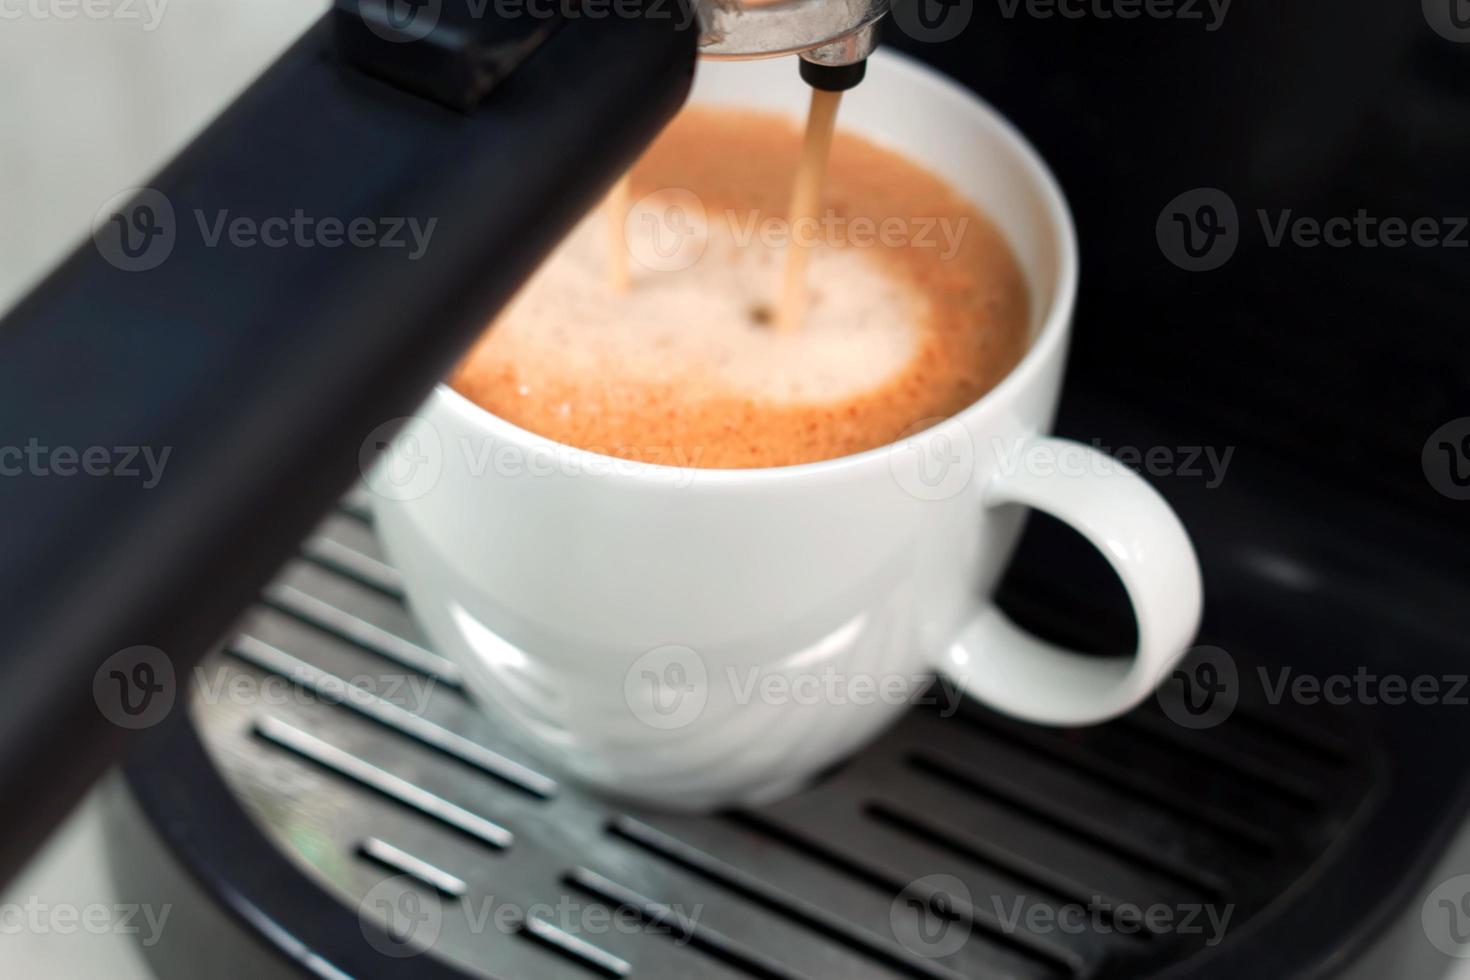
[487,198,922,405]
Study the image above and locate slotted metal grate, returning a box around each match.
[186,489,1377,980]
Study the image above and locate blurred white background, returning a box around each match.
[0,0,324,309]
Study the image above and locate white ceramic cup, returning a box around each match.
[371,50,1203,810]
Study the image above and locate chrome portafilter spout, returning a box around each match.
[696,0,887,90]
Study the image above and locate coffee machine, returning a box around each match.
[4,1,1470,978]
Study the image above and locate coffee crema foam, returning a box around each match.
[452,106,1031,469]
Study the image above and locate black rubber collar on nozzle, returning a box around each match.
[799,58,867,92]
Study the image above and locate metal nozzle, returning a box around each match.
[695,0,888,65]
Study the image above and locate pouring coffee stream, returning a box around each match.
[777,83,844,332]
[604,54,870,327]
[605,173,633,293]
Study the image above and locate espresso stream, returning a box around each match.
[777,86,844,333]
[451,106,1030,469]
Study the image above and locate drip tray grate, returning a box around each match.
[176,490,1378,980]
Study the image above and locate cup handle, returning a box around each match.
[938,435,1204,726]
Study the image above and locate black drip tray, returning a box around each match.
[122,490,1387,980]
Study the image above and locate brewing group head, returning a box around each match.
[694,0,886,75]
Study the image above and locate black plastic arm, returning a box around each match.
[0,4,696,884]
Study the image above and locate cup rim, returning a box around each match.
[434,47,1079,486]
